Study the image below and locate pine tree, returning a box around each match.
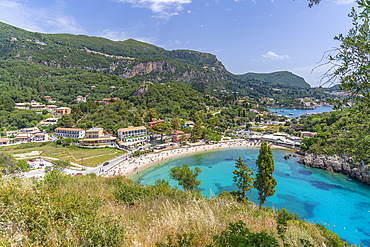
[133,113,143,127]
[254,141,277,209]
[191,115,202,142]
[171,115,181,132]
[232,157,254,202]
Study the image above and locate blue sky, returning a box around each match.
[0,0,358,87]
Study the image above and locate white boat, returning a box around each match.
[289,113,293,115]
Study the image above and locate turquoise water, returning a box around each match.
[267,106,334,118]
[133,148,370,246]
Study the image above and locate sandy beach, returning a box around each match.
[99,140,294,178]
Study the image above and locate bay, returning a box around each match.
[133,148,370,246]
[267,106,334,118]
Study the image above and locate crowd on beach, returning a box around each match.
[99,139,270,177]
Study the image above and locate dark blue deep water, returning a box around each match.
[133,148,370,246]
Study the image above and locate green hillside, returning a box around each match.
[0,22,221,69]
[0,21,333,108]
[239,71,311,89]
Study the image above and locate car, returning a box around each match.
[103,162,109,166]
[40,164,44,166]
[30,159,34,162]
[76,173,82,176]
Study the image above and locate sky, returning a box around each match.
[0,0,358,87]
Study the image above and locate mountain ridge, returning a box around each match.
[0,21,308,89]
[239,71,310,89]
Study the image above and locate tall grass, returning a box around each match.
[0,175,352,246]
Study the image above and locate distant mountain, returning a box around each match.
[330,84,340,91]
[0,21,328,106]
[239,71,310,89]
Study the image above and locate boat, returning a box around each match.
[289,113,293,115]
[280,110,284,112]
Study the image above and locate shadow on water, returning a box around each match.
[275,194,318,219]
[299,170,312,176]
[309,181,346,191]
[214,182,237,193]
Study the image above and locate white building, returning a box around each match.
[117,126,148,148]
[55,127,85,139]
[34,133,49,142]
[39,118,58,127]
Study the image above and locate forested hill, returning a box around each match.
[239,71,310,89]
[0,21,226,77]
[0,21,331,107]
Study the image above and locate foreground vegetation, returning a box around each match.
[0,173,352,246]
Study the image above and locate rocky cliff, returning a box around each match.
[298,153,370,185]
[110,60,226,84]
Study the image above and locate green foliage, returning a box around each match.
[133,149,153,157]
[133,113,143,126]
[300,108,370,165]
[0,95,15,111]
[112,178,195,205]
[323,1,370,109]
[232,157,254,202]
[0,151,28,175]
[191,115,203,142]
[254,141,277,209]
[156,221,280,247]
[171,115,181,132]
[156,233,194,247]
[276,208,300,222]
[169,164,202,191]
[113,181,155,205]
[202,128,221,142]
[315,223,352,247]
[59,114,74,128]
[240,71,310,89]
[0,177,126,246]
[276,208,300,245]
[207,220,279,247]
[0,109,46,129]
[208,115,220,127]
[153,122,172,140]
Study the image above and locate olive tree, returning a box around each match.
[170,164,202,191]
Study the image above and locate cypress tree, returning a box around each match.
[254,141,277,209]
[232,157,254,202]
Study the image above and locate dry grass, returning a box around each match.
[0,176,340,247]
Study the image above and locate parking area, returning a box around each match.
[27,158,54,170]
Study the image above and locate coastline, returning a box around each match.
[100,140,294,178]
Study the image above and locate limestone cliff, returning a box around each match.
[109,60,227,84]
[298,153,370,185]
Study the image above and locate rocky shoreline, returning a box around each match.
[297,153,370,185]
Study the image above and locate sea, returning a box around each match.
[133,148,370,246]
[267,106,334,118]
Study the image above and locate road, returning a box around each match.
[82,151,133,175]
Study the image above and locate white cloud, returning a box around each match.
[114,0,191,18]
[99,29,129,41]
[334,0,355,4]
[0,0,85,34]
[262,51,291,60]
[98,28,156,43]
